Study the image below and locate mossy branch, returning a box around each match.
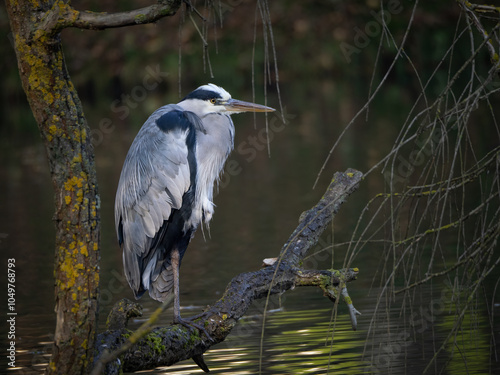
[93,169,363,373]
[91,297,173,375]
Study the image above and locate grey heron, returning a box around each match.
[114,84,275,333]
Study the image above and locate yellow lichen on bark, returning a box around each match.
[59,254,78,289]
[71,153,82,165]
[91,201,97,218]
[73,127,87,143]
[64,176,84,191]
[80,244,88,256]
[71,304,80,314]
[57,239,90,290]
[63,174,88,213]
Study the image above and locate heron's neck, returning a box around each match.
[194,114,235,226]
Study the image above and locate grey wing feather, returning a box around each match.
[114,105,192,297]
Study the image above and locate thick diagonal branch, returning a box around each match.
[281,168,363,268]
[94,169,363,374]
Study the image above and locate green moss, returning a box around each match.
[180,326,200,350]
[146,334,166,354]
[319,274,331,289]
[134,14,147,23]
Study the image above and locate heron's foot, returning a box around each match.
[174,315,214,342]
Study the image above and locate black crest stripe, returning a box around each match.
[181,89,222,102]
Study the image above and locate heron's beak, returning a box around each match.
[223,99,275,113]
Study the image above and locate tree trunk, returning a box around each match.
[5,1,100,373]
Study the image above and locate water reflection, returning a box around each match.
[118,284,498,374]
[135,302,369,375]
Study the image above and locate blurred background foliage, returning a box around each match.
[1,0,468,135]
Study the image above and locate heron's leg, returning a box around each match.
[171,248,182,321]
[171,248,213,341]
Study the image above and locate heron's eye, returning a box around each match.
[210,98,217,104]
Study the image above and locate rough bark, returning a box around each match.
[4,1,182,373]
[94,169,363,374]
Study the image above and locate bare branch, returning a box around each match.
[459,0,500,67]
[341,287,361,331]
[37,0,182,35]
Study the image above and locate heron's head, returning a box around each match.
[178,83,275,117]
